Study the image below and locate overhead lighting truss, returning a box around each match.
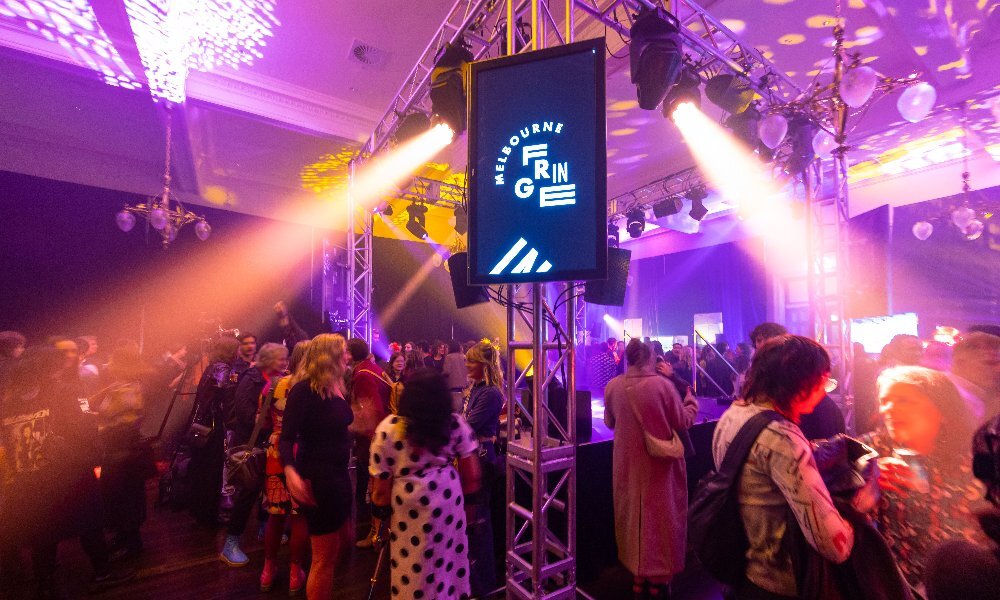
[607,165,706,222]
[360,0,802,160]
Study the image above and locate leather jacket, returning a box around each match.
[192,360,236,429]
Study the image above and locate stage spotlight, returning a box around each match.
[405,203,429,239]
[394,112,431,144]
[626,208,646,238]
[785,114,818,173]
[652,196,683,218]
[686,186,709,221]
[705,73,755,115]
[662,67,701,119]
[725,104,761,150]
[452,205,468,235]
[607,223,620,248]
[629,8,684,110]
[430,41,473,135]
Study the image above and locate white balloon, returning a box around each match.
[758,113,788,149]
[951,206,975,230]
[812,129,836,157]
[965,219,984,241]
[911,221,933,241]
[897,82,936,123]
[840,66,878,108]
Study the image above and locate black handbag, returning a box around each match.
[688,410,783,586]
[185,422,213,448]
[224,387,274,490]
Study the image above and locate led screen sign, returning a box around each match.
[468,38,607,284]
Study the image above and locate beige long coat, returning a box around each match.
[604,366,698,578]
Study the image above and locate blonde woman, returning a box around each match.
[260,341,311,594]
[463,340,504,596]
[279,334,353,599]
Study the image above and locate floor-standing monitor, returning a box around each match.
[467,38,607,285]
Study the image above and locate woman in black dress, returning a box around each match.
[280,333,354,599]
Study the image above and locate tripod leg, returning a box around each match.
[366,526,390,600]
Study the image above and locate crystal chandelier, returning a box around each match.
[116,112,210,247]
[911,104,990,242]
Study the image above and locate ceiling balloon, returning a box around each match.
[911,221,933,241]
[758,113,788,149]
[812,129,836,158]
[840,65,878,108]
[897,82,936,123]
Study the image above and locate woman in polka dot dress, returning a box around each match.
[369,369,482,600]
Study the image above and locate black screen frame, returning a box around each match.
[467,38,608,285]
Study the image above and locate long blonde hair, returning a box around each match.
[466,340,503,389]
[303,334,347,399]
[286,340,311,388]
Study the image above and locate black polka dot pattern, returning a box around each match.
[371,412,476,597]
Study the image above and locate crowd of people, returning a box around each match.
[600,322,1000,600]
[1,312,998,600]
[0,316,510,600]
[587,336,752,401]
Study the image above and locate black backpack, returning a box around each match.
[689,410,783,586]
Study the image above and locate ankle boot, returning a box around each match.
[355,518,380,549]
[632,580,646,600]
[260,558,276,592]
[289,563,306,596]
[219,534,249,567]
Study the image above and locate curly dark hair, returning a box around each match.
[397,368,454,455]
[740,334,830,412]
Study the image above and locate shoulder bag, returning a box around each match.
[623,381,685,459]
[688,410,783,586]
[224,386,274,490]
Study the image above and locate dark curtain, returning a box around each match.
[590,241,767,346]
[371,238,506,346]
[890,187,1000,332]
[0,171,329,354]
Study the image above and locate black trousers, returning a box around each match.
[187,429,225,526]
[226,476,263,537]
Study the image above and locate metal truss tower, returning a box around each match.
[352,1,812,598]
[347,159,374,344]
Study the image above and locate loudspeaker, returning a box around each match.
[520,385,593,443]
[448,252,490,309]
[584,247,631,306]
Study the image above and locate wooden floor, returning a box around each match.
[4,480,724,600]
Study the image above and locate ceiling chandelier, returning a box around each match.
[115,112,210,247]
[911,104,992,242]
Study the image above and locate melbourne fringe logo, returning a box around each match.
[487,120,578,275]
[492,121,576,207]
